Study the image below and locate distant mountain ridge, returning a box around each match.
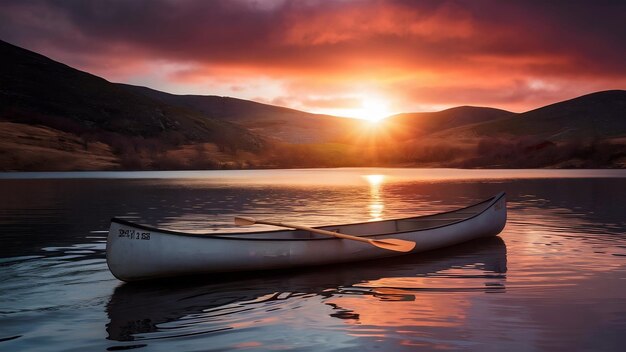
[119,84,361,144]
[119,85,517,144]
[120,84,318,122]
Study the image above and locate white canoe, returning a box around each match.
[107,192,507,282]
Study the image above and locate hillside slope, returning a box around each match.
[0,40,263,153]
[436,90,626,141]
[0,122,118,171]
[119,84,360,144]
[387,106,516,137]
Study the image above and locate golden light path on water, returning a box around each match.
[363,174,385,221]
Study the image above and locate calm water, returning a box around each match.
[0,168,625,351]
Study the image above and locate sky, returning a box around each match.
[1,0,625,120]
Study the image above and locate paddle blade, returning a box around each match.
[371,239,416,252]
[234,216,256,226]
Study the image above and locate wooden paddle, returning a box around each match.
[234,216,416,253]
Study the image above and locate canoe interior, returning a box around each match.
[181,194,499,240]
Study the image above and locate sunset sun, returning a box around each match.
[328,95,392,122]
[357,98,391,122]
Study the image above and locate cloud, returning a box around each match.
[1,0,624,113]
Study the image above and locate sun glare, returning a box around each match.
[358,98,391,122]
[364,174,385,186]
[319,95,392,122]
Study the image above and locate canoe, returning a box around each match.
[106,192,507,282]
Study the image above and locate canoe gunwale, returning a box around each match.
[109,192,506,241]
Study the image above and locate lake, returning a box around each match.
[1,168,625,351]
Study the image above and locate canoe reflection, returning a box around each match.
[106,237,506,341]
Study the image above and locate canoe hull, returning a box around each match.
[107,193,506,281]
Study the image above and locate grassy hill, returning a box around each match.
[436,90,626,141]
[387,106,516,137]
[119,84,361,144]
[0,122,118,171]
[427,91,626,168]
[0,40,264,170]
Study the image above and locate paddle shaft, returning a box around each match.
[255,219,373,244]
[234,216,415,252]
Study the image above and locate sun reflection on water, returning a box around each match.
[363,174,385,221]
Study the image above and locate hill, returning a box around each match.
[387,106,516,136]
[119,84,361,144]
[427,91,626,168]
[0,39,623,170]
[436,90,626,141]
[0,39,264,170]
